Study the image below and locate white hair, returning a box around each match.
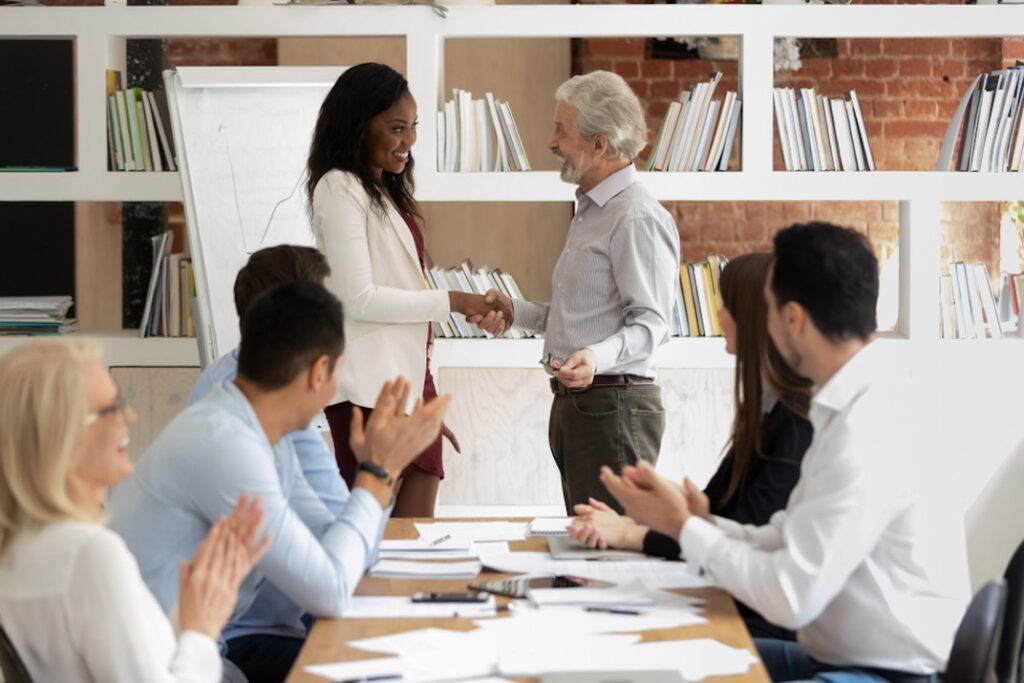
[555,71,648,162]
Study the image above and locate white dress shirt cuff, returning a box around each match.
[585,339,619,376]
[173,630,223,681]
[679,516,727,576]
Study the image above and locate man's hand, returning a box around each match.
[599,460,691,540]
[349,376,451,475]
[466,289,513,337]
[553,348,597,389]
[569,498,645,550]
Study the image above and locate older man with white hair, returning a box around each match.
[477,71,681,514]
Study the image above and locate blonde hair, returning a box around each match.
[555,71,648,162]
[0,340,104,554]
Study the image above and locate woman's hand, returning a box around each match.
[682,477,714,523]
[441,422,461,453]
[177,494,271,640]
[568,498,647,550]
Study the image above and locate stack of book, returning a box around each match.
[939,262,1002,339]
[645,73,742,172]
[773,87,875,172]
[939,65,1024,173]
[998,272,1024,328]
[0,296,78,336]
[424,260,533,339]
[139,231,196,338]
[106,70,177,172]
[672,254,727,338]
[436,90,531,172]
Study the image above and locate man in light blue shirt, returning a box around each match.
[110,282,450,683]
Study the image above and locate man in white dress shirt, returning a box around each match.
[476,71,680,514]
[600,222,970,683]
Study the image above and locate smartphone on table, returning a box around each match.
[411,591,490,603]
[467,575,614,599]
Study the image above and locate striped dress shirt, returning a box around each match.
[514,163,680,378]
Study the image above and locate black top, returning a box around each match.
[641,398,813,641]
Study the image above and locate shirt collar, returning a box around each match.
[577,163,638,208]
[762,387,778,415]
[809,341,878,420]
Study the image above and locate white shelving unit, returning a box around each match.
[4,3,1023,364]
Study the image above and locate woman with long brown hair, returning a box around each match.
[569,251,813,639]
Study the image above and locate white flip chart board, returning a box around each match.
[165,66,344,365]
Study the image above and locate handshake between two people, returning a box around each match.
[347,376,452,507]
[450,289,514,337]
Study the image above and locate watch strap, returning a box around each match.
[356,461,393,486]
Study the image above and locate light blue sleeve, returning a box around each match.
[186,430,383,617]
[288,423,349,516]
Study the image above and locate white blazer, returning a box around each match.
[312,169,450,409]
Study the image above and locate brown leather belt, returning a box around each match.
[549,374,655,395]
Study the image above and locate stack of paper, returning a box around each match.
[368,559,483,579]
[414,521,529,543]
[528,517,573,537]
[0,296,77,336]
[340,596,497,619]
[479,551,714,590]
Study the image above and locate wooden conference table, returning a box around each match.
[286,519,770,683]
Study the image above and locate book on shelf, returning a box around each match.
[0,296,78,336]
[774,87,875,172]
[139,232,196,338]
[106,81,178,173]
[422,261,533,339]
[939,64,1024,172]
[437,89,530,172]
[646,73,740,172]
[940,262,1003,339]
[669,254,727,338]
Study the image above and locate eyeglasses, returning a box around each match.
[85,386,128,426]
[539,352,562,372]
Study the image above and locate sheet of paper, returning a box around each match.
[380,538,473,552]
[474,602,706,634]
[527,581,654,608]
[369,559,482,579]
[528,516,573,536]
[306,653,495,683]
[377,541,510,560]
[415,521,528,542]
[341,595,497,618]
[479,551,714,589]
[547,535,652,560]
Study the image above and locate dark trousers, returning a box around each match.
[225,634,305,683]
[753,639,942,683]
[548,382,665,515]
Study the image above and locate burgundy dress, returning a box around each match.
[323,211,444,487]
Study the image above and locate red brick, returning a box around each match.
[627,79,649,99]
[904,100,938,120]
[936,100,960,121]
[587,38,646,58]
[884,38,952,59]
[872,100,903,119]
[931,59,966,80]
[648,101,670,120]
[884,120,949,139]
[674,60,718,80]
[952,38,1002,60]
[833,60,866,79]
[1004,38,1024,62]
[832,78,886,97]
[846,39,883,58]
[650,80,681,99]
[612,60,639,80]
[584,58,614,74]
[898,59,933,78]
[641,60,673,79]
[904,137,942,170]
[864,59,899,80]
[675,218,701,244]
[967,59,1002,77]
[789,59,832,80]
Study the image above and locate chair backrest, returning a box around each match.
[947,580,1008,683]
[0,623,33,683]
[996,539,1024,683]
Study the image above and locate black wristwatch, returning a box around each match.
[357,461,393,487]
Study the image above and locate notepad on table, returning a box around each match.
[368,559,483,579]
[528,517,573,536]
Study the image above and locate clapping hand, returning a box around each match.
[569,498,642,550]
[599,461,691,540]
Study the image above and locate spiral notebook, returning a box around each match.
[528,517,573,536]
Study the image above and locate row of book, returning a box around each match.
[437,90,531,173]
[423,260,533,339]
[939,262,1002,339]
[0,296,78,336]
[671,254,727,338]
[943,64,1024,173]
[645,73,741,173]
[105,70,177,172]
[998,272,1024,326]
[139,231,196,338]
[773,87,875,172]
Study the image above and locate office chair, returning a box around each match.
[0,623,33,683]
[946,579,1007,683]
[996,539,1024,683]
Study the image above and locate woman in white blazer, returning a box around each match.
[0,340,269,682]
[306,63,508,517]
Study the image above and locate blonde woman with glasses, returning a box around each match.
[0,341,270,682]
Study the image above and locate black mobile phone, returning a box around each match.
[411,591,490,603]
[468,575,615,599]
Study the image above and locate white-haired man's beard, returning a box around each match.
[553,148,589,185]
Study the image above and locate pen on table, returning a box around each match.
[584,607,645,616]
[430,533,451,546]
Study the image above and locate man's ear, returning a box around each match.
[308,354,331,391]
[591,132,609,160]
[783,300,807,339]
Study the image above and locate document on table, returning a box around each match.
[341,595,497,618]
[527,516,573,536]
[369,559,482,579]
[377,539,510,560]
[479,551,714,589]
[415,521,529,542]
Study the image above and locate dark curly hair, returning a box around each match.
[305,63,419,219]
[771,222,879,342]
